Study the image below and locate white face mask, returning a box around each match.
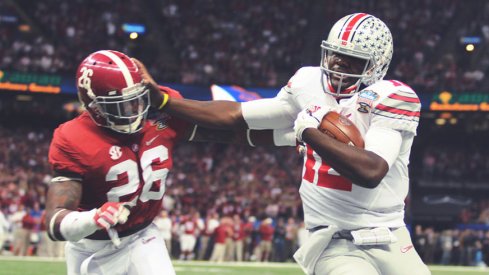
[89,83,150,134]
[320,45,372,98]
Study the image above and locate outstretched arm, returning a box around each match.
[134,58,298,131]
[167,98,246,129]
[133,58,246,129]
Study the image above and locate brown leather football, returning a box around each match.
[319,112,365,148]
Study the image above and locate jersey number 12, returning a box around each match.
[303,145,352,191]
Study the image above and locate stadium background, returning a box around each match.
[1,0,489,273]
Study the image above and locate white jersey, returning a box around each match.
[242,67,421,230]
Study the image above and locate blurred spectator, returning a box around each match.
[198,212,219,260]
[439,230,453,265]
[13,207,37,256]
[232,214,244,262]
[284,217,298,262]
[413,225,427,261]
[242,216,256,261]
[10,204,27,255]
[210,217,232,262]
[178,213,204,260]
[0,209,9,255]
[257,217,274,262]
[272,218,286,262]
[297,221,309,252]
[154,210,173,255]
[4,0,487,92]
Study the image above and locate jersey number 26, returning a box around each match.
[106,145,168,206]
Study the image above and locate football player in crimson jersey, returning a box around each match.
[45,50,275,275]
[136,13,430,275]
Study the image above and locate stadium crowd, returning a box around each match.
[0,0,488,91]
[1,0,489,269]
[0,126,488,267]
[417,146,489,183]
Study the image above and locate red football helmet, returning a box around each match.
[76,50,150,134]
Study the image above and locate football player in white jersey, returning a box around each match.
[137,12,429,275]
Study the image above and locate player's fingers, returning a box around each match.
[132,58,153,81]
[99,212,118,225]
[117,207,130,224]
[105,206,119,215]
[132,58,146,73]
[132,58,160,95]
[95,216,112,229]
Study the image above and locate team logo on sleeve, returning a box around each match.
[356,90,379,114]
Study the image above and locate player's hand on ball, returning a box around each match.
[294,106,330,142]
[319,112,365,148]
[93,202,130,230]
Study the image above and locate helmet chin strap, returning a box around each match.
[321,72,359,98]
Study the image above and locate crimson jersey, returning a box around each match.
[48,111,191,239]
[182,220,197,235]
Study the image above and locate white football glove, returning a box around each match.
[93,202,130,230]
[294,106,330,142]
[57,202,130,242]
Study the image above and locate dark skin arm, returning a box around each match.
[45,180,82,240]
[301,128,389,189]
[134,58,278,146]
[134,58,246,130]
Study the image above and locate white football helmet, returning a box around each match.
[321,13,393,97]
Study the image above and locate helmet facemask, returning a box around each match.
[320,41,373,98]
[88,83,150,134]
[320,13,393,98]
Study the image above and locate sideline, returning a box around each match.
[1,256,488,273]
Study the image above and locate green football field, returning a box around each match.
[0,256,488,275]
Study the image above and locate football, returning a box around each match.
[319,112,365,148]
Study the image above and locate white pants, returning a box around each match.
[0,231,5,255]
[314,227,430,275]
[65,224,174,275]
[180,234,196,252]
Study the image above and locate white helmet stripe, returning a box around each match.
[98,50,135,87]
[337,14,356,39]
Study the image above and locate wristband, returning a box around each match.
[59,209,99,242]
[158,93,169,110]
